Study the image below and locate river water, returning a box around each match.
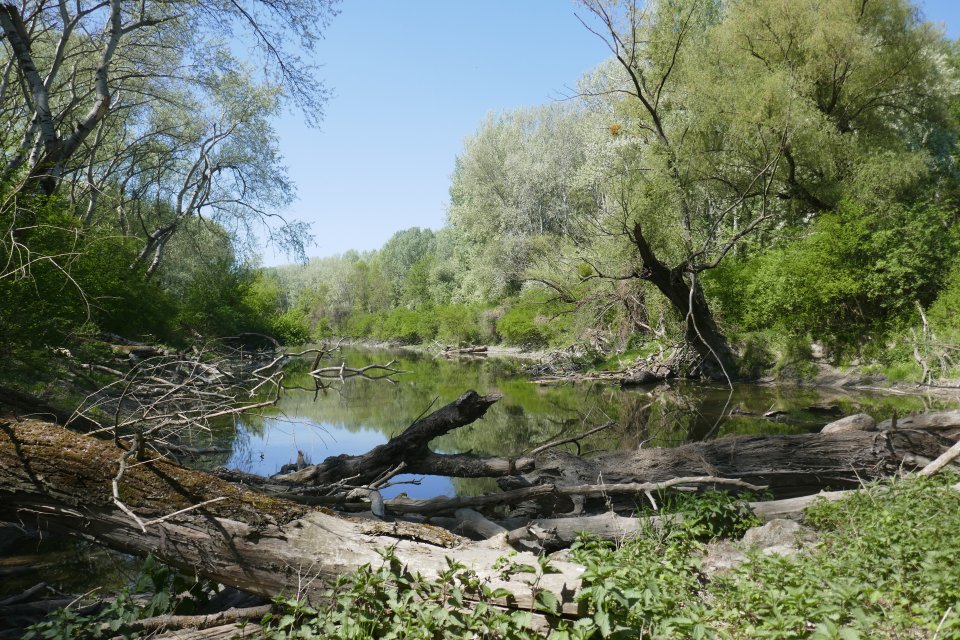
[219,346,952,499]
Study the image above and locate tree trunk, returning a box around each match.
[278,391,536,485]
[631,224,738,380]
[0,418,585,620]
[516,428,954,508]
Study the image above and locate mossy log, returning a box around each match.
[0,418,585,619]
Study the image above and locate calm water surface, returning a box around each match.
[220,346,954,499]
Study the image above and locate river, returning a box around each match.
[218,345,952,500]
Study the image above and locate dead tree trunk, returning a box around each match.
[517,428,953,507]
[279,391,537,485]
[0,418,585,619]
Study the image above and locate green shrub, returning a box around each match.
[436,304,482,344]
[497,304,548,347]
[706,201,959,356]
[496,291,576,348]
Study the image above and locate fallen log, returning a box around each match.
[878,409,960,431]
[113,604,272,636]
[517,429,955,501]
[0,418,585,620]
[497,491,853,547]
[153,623,251,640]
[276,391,536,486]
[346,476,763,517]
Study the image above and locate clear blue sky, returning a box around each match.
[264,0,960,265]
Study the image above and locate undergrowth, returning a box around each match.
[264,477,960,639]
[28,476,960,639]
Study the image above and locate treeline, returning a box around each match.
[276,0,960,381]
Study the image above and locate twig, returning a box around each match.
[526,421,618,456]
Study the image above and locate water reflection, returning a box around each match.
[217,346,955,498]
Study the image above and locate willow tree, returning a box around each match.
[0,0,335,284]
[446,105,592,303]
[577,0,956,379]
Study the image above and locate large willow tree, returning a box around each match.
[577,0,957,378]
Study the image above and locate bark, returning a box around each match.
[0,1,121,193]
[0,418,585,618]
[878,409,960,431]
[497,491,854,547]
[277,391,535,485]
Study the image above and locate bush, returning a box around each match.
[706,200,959,356]
[496,304,548,347]
[0,201,179,348]
[496,291,576,348]
[436,305,482,344]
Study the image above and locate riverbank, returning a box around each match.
[11,473,960,639]
[334,336,960,401]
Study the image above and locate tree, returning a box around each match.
[0,0,336,286]
[446,105,592,303]
[575,0,956,378]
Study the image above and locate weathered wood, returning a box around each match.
[154,623,252,640]
[455,508,508,539]
[0,418,585,618]
[276,391,536,485]
[919,438,960,477]
[878,409,960,431]
[330,477,763,517]
[520,430,954,500]
[0,581,48,606]
[113,604,272,635]
[499,491,853,547]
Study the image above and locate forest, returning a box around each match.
[3,0,960,638]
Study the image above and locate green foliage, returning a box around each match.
[24,555,215,640]
[496,292,575,348]
[37,479,957,640]
[708,474,960,639]
[0,198,178,348]
[565,477,960,639]
[261,549,538,639]
[665,490,762,541]
[928,259,960,343]
[706,201,960,356]
[175,259,309,344]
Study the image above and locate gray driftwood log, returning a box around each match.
[512,428,953,507]
[276,391,537,485]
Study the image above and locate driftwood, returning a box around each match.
[314,476,764,516]
[153,623,253,639]
[114,604,272,635]
[0,418,585,620]
[440,345,489,357]
[919,438,960,477]
[878,409,960,431]
[515,428,955,502]
[276,391,537,486]
[494,491,854,547]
